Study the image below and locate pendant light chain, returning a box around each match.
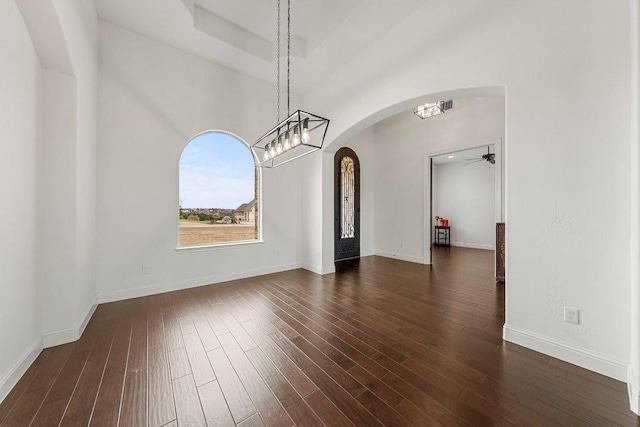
[287,0,291,117]
[276,0,281,123]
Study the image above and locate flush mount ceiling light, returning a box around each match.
[414,100,453,119]
[251,0,329,168]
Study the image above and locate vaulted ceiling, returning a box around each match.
[94,0,427,93]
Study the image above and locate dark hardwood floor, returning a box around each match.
[1,247,638,426]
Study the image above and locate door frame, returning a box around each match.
[423,138,503,265]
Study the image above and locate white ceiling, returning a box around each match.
[432,145,495,165]
[93,0,426,93]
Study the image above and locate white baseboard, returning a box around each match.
[43,297,97,348]
[451,242,495,250]
[301,262,336,275]
[503,324,627,381]
[629,365,640,415]
[98,263,302,304]
[322,264,336,275]
[375,251,426,265]
[302,262,322,275]
[0,334,43,404]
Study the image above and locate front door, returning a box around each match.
[334,147,360,261]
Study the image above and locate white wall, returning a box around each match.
[56,0,99,330]
[0,0,99,401]
[36,0,99,346]
[433,160,495,249]
[96,22,303,301]
[0,0,42,402]
[304,0,631,381]
[373,97,504,263]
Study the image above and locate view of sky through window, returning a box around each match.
[179,132,255,209]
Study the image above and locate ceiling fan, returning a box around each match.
[465,147,495,165]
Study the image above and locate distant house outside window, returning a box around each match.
[178,131,259,247]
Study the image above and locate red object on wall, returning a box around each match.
[441,219,449,227]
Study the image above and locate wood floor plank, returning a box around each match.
[120,325,148,427]
[197,380,234,427]
[90,340,130,426]
[0,387,49,426]
[245,347,324,427]
[242,320,318,398]
[172,374,207,427]
[303,390,355,427]
[183,331,216,387]
[207,347,257,424]
[2,248,638,427]
[168,347,191,380]
[0,347,60,423]
[302,364,384,427]
[60,336,113,425]
[217,332,294,427]
[237,413,266,427]
[30,349,92,426]
[148,329,176,427]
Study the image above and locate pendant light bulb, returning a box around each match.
[263,145,270,161]
[301,118,311,144]
[276,136,283,154]
[269,141,276,157]
[292,126,301,146]
[284,131,291,150]
[283,133,291,151]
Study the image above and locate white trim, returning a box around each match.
[630,0,640,417]
[43,297,97,348]
[629,365,640,415]
[375,251,425,265]
[503,324,627,382]
[98,263,301,304]
[43,327,78,348]
[302,262,323,275]
[321,265,336,275]
[78,300,97,337]
[0,334,42,404]
[176,239,264,252]
[451,242,495,250]
[301,262,335,275]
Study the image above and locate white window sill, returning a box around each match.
[176,239,264,253]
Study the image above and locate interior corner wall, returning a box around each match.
[35,0,99,347]
[38,70,79,341]
[0,0,43,402]
[305,0,631,381]
[373,97,504,263]
[433,160,496,249]
[301,151,324,273]
[96,22,303,302]
[54,0,99,325]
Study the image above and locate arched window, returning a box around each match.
[178,131,259,247]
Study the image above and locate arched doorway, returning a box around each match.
[334,147,360,262]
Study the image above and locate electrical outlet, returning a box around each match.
[564,306,579,324]
[142,266,149,275]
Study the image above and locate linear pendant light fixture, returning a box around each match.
[251,0,329,168]
[414,100,453,119]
